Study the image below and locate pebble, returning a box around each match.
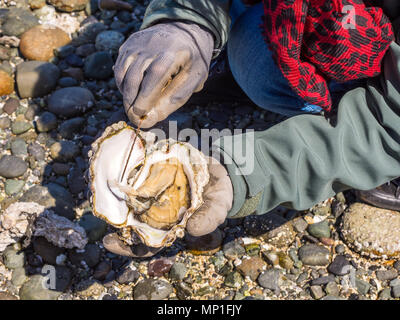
[19,25,70,61]
[3,246,25,269]
[376,269,398,281]
[148,258,174,277]
[0,155,28,178]
[48,87,94,118]
[65,54,84,67]
[223,240,245,260]
[307,220,331,239]
[116,268,140,285]
[11,267,28,287]
[133,279,173,300]
[378,288,392,300]
[292,217,308,233]
[355,278,371,295]
[236,256,265,281]
[33,236,65,265]
[257,268,281,292]
[55,45,75,58]
[78,213,107,242]
[28,143,45,161]
[310,285,325,299]
[0,70,13,96]
[392,285,400,298]
[244,213,295,247]
[94,261,112,281]
[5,179,25,195]
[311,275,335,286]
[327,255,351,276]
[335,244,346,254]
[168,263,188,281]
[36,112,57,133]
[298,244,330,266]
[19,274,61,300]
[175,282,193,300]
[341,203,400,258]
[11,139,28,156]
[11,120,33,135]
[67,167,86,194]
[50,140,80,162]
[68,243,101,268]
[58,77,78,87]
[16,61,60,98]
[3,98,19,115]
[48,0,89,12]
[325,282,340,296]
[83,51,114,80]
[95,30,125,54]
[224,271,244,289]
[2,8,39,37]
[58,117,85,139]
[76,43,96,57]
[20,184,75,220]
[0,116,11,129]
[76,279,104,298]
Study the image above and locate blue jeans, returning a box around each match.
[227,1,364,116]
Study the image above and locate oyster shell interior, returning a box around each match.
[89,122,209,248]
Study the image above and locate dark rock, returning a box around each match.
[184,228,223,255]
[0,155,28,178]
[36,111,58,132]
[33,236,65,265]
[50,140,80,162]
[94,261,112,281]
[16,61,60,98]
[327,255,351,276]
[133,279,173,300]
[68,243,101,268]
[76,43,96,57]
[65,54,84,67]
[298,244,330,266]
[67,167,86,194]
[59,117,85,139]
[84,51,113,80]
[58,77,78,87]
[148,258,174,277]
[78,213,107,242]
[168,263,188,281]
[48,87,94,118]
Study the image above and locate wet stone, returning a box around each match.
[185,229,223,255]
[298,244,330,266]
[52,163,70,176]
[133,279,173,300]
[307,220,331,239]
[148,258,174,277]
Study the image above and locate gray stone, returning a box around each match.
[28,142,45,161]
[48,87,94,118]
[11,138,28,156]
[19,274,61,300]
[311,275,335,286]
[257,268,281,292]
[325,282,340,296]
[116,268,139,285]
[133,279,173,300]
[298,244,330,266]
[20,183,75,220]
[2,8,39,36]
[36,112,57,132]
[327,255,351,276]
[94,261,112,281]
[11,121,32,135]
[78,213,107,242]
[0,155,28,178]
[376,269,398,281]
[5,179,25,195]
[168,262,188,281]
[68,243,101,268]
[307,220,331,238]
[0,116,11,129]
[355,278,371,295]
[223,240,245,260]
[3,246,25,269]
[390,278,400,287]
[33,236,65,265]
[50,140,80,162]
[11,267,28,287]
[16,61,60,98]
[292,217,308,233]
[95,30,124,54]
[378,288,392,300]
[392,285,400,298]
[58,77,78,87]
[310,285,325,299]
[58,117,85,139]
[84,51,113,80]
[55,45,75,58]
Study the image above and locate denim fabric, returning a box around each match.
[227,1,363,116]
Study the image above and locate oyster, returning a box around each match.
[88,122,209,248]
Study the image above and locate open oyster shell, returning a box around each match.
[88,121,209,248]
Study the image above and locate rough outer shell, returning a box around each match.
[88,121,209,247]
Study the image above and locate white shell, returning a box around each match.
[88,122,209,247]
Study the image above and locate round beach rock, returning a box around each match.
[0,155,28,178]
[341,203,400,258]
[16,61,60,98]
[0,70,14,96]
[48,87,94,118]
[20,25,70,61]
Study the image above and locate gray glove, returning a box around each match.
[114,21,214,128]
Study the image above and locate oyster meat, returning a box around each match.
[88,122,209,248]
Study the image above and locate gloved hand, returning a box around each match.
[114,21,214,128]
[103,155,233,257]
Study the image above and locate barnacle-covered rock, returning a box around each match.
[88,121,209,248]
